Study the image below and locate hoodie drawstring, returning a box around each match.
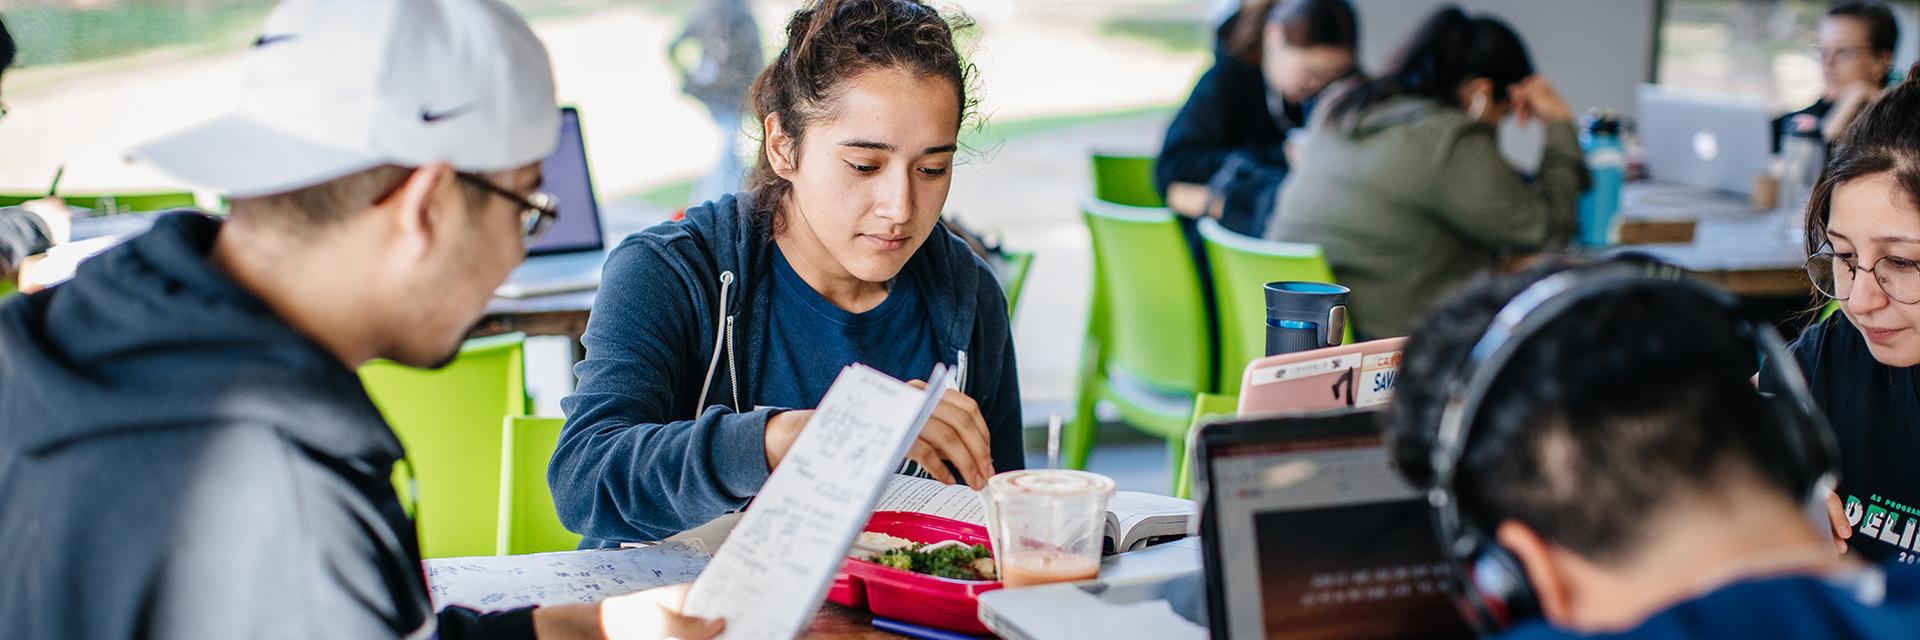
[694,271,734,419]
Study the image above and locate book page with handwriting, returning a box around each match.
[677,364,949,639]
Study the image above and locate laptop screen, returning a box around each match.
[1198,409,1472,640]
[528,106,605,256]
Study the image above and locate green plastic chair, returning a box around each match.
[1090,152,1164,208]
[1001,250,1036,317]
[1820,299,1840,321]
[1198,218,1352,396]
[498,416,581,555]
[0,191,198,212]
[360,333,529,558]
[1174,393,1239,500]
[1069,199,1213,490]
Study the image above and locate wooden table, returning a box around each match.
[1609,181,1813,298]
[806,602,911,639]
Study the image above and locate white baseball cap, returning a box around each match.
[128,0,560,198]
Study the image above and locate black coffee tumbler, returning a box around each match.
[1264,282,1350,356]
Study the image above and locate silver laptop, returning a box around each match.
[496,106,608,299]
[1637,84,1773,196]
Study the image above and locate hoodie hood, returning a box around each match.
[0,213,398,465]
[672,192,987,363]
[1321,90,1477,142]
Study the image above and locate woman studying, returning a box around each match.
[552,0,1023,546]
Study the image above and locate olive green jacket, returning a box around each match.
[1267,94,1587,338]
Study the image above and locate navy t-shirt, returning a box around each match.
[1501,564,1920,639]
[757,245,940,411]
[1761,314,1920,566]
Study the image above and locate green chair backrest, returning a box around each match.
[0,191,198,213]
[360,332,529,558]
[1198,218,1349,396]
[1000,250,1036,317]
[1090,153,1164,208]
[1084,199,1211,394]
[0,278,14,300]
[1820,299,1840,321]
[1175,393,1240,500]
[498,416,581,555]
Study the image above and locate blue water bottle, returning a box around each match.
[1576,110,1626,248]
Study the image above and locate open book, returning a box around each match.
[874,474,1196,555]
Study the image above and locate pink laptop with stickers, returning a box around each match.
[1236,337,1407,416]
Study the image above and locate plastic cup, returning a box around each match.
[982,469,1115,588]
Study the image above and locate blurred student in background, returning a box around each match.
[1154,0,1359,236]
[1268,6,1585,339]
[1762,63,1920,567]
[553,0,1023,546]
[1774,1,1899,153]
[0,16,72,292]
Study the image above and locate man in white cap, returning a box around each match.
[0,1,720,638]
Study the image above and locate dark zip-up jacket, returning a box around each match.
[553,192,1024,545]
[0,213,532,639]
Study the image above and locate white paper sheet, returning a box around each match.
[679,364,949,639]
[873,474,987,525]
[424,542,711,611]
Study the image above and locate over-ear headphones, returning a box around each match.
[1422,260,1839,634]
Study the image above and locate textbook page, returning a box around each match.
[873,474,987,525]
[678,364,949,639]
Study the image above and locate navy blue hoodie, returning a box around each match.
[1153,10,1300,237]
[0,213,531,639]
[553,192,1024,545]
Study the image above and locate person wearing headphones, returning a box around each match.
[1762,62,1920,565]
[1389,260,1920,637]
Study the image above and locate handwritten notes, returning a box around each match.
[424,542,710,611]
[679,364,950,639]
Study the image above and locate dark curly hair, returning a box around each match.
[1386,259,1802,564]
[745,0,976,234]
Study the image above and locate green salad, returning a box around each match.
[872,543,998,581]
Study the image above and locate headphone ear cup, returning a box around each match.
[1455,531,1541,633]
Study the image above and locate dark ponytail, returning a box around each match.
[1324,5,1532,122]
[745,0,975,234]
[1804,61,1920,259]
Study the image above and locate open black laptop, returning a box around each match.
[495,105,608,298]
[1192,407,1474,640]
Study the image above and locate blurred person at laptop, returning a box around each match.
[1761,63,1920,567]
[1773,1,1899,154]
[1388,260,1920,638]
[1267,6,1587,339]
[1155,0,1360,236]
[553,0,1024,545]
[0,16,72,293]
[0,1,716,638]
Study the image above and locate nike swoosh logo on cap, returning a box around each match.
[420,104,476,124]
[252,34,297,48]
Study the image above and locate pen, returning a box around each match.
[45,165,64,198]
[870,616,982,640]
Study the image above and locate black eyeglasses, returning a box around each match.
[456,172,558,242]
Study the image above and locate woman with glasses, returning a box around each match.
[1761,64,1920,564]
[1155,0,1359,236]
[550,0,1023,545]
[1773,2,1899,154]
